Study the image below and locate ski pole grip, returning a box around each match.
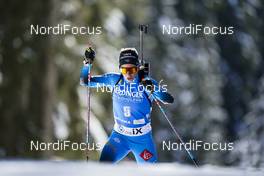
[139,24,148,33]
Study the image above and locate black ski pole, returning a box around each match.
[86,66,91,161]
[84,47,94,161]
[152,95,199,167]
[138,24,198,167]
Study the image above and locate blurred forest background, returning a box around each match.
[0,0,263,168]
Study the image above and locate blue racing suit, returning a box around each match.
[80,64,173,163]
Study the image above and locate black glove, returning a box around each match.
[142,79,154,92]
[84,47,95,64]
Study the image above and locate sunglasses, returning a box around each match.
[120,67,138,74]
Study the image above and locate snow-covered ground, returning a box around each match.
[0,161,263,176]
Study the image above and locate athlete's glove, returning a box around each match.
[142,79,154,92]
[83,47,95,64]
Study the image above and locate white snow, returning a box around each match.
[0,161,262,176]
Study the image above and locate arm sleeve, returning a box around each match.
[80,65,120,88]
[145,78,174,104]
